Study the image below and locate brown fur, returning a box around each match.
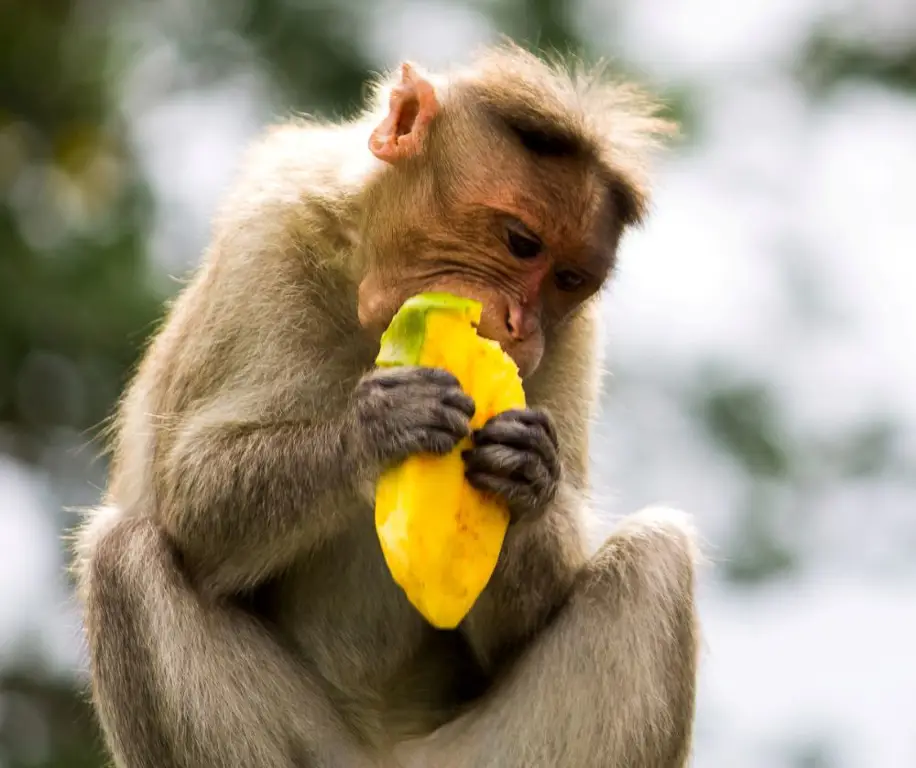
[72,43,700,768]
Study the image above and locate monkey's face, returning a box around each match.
[361,64,635,378]
[358,173,621,377]
[358,147,623,379]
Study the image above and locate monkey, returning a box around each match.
[71,43,701,768]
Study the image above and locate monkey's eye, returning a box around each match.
[554,269,586,292]
[505,221,543,260]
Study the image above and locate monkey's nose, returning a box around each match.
[505,303,537,341]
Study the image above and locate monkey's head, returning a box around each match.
[356,45,675,378]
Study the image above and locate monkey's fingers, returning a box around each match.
[441,389,476,417]
[362,365,462,390]
[472,415,559,472]
[395,425,469,457]
[479,408,558,445]
[372,383,474,416]
[377,398,473,457]
[462,443,556,520]
[415,402,474,440]
[463,470,543,521]
[463,444,552,487]
[358,369,476,418]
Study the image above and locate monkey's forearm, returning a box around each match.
[159,413,360,596]
[461,483,587,669]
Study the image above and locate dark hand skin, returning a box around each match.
[464,409,561,523]
[352,366,476,465]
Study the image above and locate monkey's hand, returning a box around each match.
[463,409,560,523]
[352,366,476,468]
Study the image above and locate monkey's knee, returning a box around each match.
[73,509,164,673]
[615,505,701,567]
[584,505,701,606]
[579,508,701,763]
[74,507,170,619]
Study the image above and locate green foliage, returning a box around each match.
[0,0,162,463]
[0,669,106,768]
[721,486,799,584]
[694,376,792,480]
[233,1,374,115]
[800,28,916,95]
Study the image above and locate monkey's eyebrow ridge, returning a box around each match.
[484,104,590,161]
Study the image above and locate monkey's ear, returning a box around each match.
[369,63,439,164]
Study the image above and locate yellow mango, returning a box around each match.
[374,292,526,629]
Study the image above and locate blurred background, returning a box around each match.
[2,0,915,765]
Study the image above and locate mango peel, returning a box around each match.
[374,292,526,629]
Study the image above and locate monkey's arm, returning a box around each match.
[140,181,476,596]
[159,367,473,598]
[159,402,355,596]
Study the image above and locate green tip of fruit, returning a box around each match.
[376,292,483,367]
[398,292,482,318]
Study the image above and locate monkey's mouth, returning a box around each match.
[475,328,543,379]
[503,341,542,379]
[357,276,542,377]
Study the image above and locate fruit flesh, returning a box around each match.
[374,293,526,629]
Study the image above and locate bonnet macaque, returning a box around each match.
[73,43,701,768]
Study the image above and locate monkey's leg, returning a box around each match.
[404,506,701,768]
[76,508,374,768]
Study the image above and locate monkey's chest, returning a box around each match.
[274,522,435,692]
[270,520,489,738]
